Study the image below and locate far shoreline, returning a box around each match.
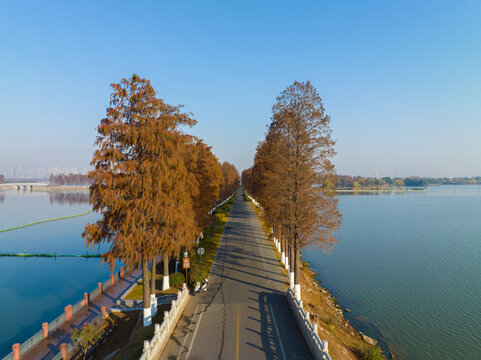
[0,184,89,192]
[336,187,427,193]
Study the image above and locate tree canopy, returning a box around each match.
[242,81,341,299]
[82,74,230,325]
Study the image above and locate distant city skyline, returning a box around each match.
[0,165,88,179]
[1,1,480,178]
[2,163,481,180]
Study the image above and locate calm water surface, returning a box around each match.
[0,191,114,357]
[304,185,481,360]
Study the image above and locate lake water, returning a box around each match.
[0,191,114,357]
[304,185,481,360]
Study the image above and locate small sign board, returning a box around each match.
[183,257,190,269]
[197,247,205,256]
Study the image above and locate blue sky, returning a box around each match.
[1,1,480,177]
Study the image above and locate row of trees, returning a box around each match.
[82,75,239,326]
[336,175,481,189]
[336,175,405,189]
[49,173,92,186]
[242,81,341,300]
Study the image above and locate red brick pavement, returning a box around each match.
[21,268,141,360]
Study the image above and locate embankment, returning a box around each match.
[245,190,387,360]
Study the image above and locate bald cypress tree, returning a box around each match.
[270,81,341,300]
[220,161,240,199]
[184,139,223,229]
[82,74,196,325]
[246,81,341,300]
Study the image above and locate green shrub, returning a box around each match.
[191,269,208,284]
[357,342,383,360]
[71,322,104,359]
[169,272,185,287]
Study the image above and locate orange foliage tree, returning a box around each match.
[243,81,341,300]
[220,161,240,200]
[82,74,198,326]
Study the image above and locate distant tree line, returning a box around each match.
[49,173,92,186]
[336,175,481,189]
[49,192,90,205]
[82,74,239,326]
[242,81,341,301]
[0,174,5,183]
[423,177,481,185]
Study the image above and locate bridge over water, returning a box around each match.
[0,183,49,191]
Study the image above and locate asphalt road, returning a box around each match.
[160,189,312,360]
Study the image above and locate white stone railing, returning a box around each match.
[244,191,262,209]
[245,190,332,360]
[209,192,235,214]
[139,283,190,360]
[287,288,331,360]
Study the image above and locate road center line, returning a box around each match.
[268,302,286,360]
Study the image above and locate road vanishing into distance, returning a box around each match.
[161,189,312,360]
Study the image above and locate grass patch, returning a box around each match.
[244,190,271,236]
[123,276,182,300]
[190,195,234,285]
[355,342,383,360]
[123,282,144,300]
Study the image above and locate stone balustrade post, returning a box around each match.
[60,343,67,360]
[12,343,20,360]
[65,305,72,321]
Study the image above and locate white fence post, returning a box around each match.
[138,286,190,360]
[286,289,332,360]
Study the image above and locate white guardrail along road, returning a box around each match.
[246,191,332,360]
[139,283,190,360]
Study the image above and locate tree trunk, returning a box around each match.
[150,258,157,316]
[294,242,301,300]
[280,235,286,264]
[289,243,295,290]
[142,260,152,326]
[162,255,170,290]
[284,238,289,271]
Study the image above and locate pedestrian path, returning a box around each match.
[21,268,141,360]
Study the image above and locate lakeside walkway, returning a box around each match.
[21,268,141,360]
[160,190,312,360]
